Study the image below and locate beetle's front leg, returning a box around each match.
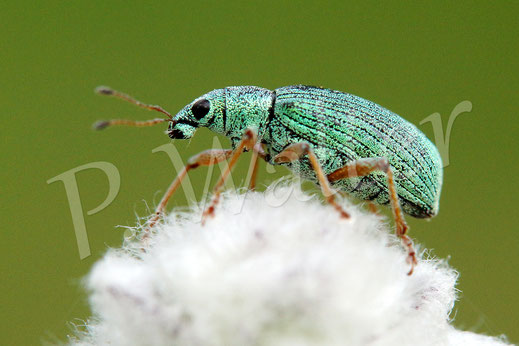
[142,148,233,243]
[273,142,350,219]
[327,157,417,275]
[201,129,258,224]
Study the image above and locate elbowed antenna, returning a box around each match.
[93,86,174,130]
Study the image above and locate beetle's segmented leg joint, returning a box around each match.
[243,128,254,140]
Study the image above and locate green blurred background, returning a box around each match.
[1,1,518,344]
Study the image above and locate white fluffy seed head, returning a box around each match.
[69,181,511,346]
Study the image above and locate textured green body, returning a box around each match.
[169,85,443,218]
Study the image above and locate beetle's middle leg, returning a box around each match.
[273,142,350,219]
[246,143,267,191]
[327,157,417,275]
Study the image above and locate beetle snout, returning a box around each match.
[168,128,187,139]
[167,122,196,140]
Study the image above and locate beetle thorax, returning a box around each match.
[214,86,274,142]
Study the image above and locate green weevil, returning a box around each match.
[94,85,443,275]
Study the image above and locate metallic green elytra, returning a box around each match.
[168,85,442,219]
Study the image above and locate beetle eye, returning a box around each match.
[191,99,210,120]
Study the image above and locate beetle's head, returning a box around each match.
[168,89,225,140]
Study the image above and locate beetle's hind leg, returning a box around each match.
[273,142,350,219]
[327,157,417,275]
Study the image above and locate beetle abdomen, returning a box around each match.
[268,85,442,218]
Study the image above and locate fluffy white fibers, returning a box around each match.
[69,182,511,346]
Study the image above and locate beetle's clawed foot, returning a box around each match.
[138,211,164,247]
[332,202,350,219]
[201,206,215,226]
[323,192,351,219]
[406,251,418,275]
[201,194,220,226]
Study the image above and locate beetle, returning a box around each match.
[94,85,443,275]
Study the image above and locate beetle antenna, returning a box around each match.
[95,86,173,119]
[94,86,174,130]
